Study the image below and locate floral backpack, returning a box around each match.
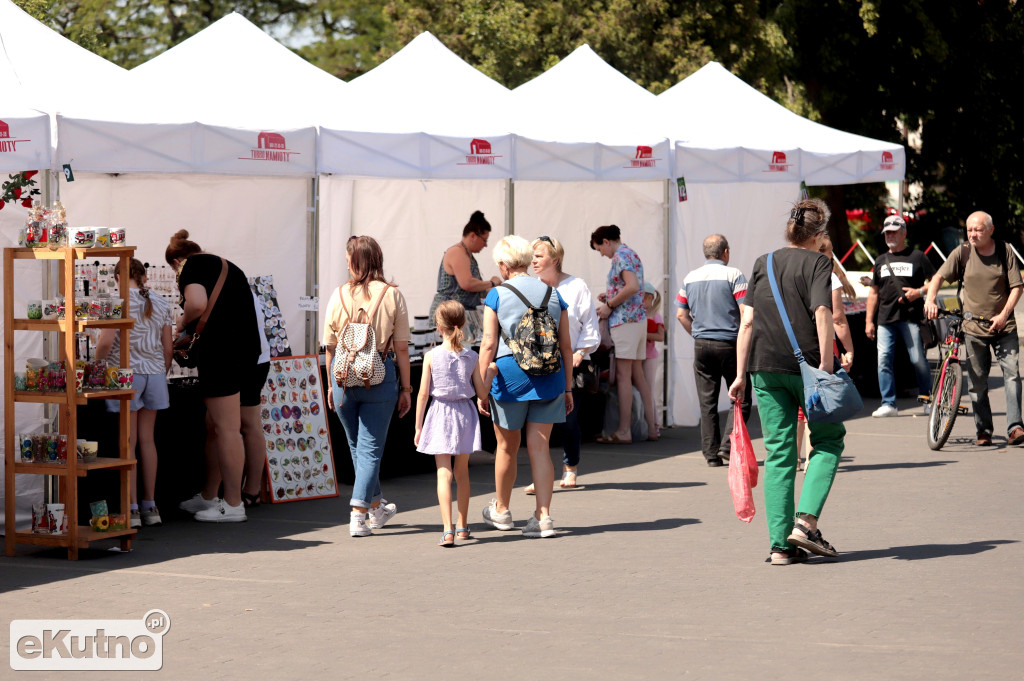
[332,283,393,389]
[498,282,562,376]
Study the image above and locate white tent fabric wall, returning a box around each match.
[669,181,801,426]
[60,174,310,352]
[316,176,508,335]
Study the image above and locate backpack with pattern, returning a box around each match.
[498,282,562,376]
[332,283,393,389]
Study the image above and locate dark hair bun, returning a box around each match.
[471,210,486,223]
[172,229,190,242]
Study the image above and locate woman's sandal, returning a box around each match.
[455,527,471,540]
[241,491,261,508]
[767,547,809,565]
[524,484,536,495]
[787,523,839,558]
[559,470,578,488]
[438,530,455,547]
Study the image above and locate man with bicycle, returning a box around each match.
[866,215,936,417]
[924,211,1024,447]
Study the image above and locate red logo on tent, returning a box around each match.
[459,138,501,166]
[239,131,299,163]
[765,151,792,172]
[879,151,896,171]
[626,145,659,169]
[0,119,30,154]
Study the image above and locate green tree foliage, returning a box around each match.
[776,0,1024,238]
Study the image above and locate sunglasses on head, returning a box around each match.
[538,236,553,244]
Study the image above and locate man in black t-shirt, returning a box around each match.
[865,215,935,417]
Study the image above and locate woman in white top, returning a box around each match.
[97,258,173,528]
[526,236,601,491]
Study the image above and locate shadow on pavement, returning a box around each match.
[571,481,706,492]
[839,539,1018,562]
[555,517,701,537]
[838,460,956,473]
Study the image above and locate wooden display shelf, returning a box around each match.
[12,389,135,405]
[5,244,137,560]
[12,527,137,548]
[10,246,136,260]
[13,458,138,477]
[10,318,135,332]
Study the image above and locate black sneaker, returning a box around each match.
[706,456,724,467]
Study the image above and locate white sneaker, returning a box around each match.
[194,499,247,523]
[482,498,514,531]
[179,493,219,515]
[140,506,162,526]
[130,511,142,529]
[367,500,397,529]
[350,511,372,537]
[523,515,555,538]
[872,404,899,418]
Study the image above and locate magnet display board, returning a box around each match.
[260,355,338,502]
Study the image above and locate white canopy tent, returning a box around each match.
[660,62,905,426]
[317,32,514,327]
[55,13,351,351]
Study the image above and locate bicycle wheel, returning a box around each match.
[927,357,963,450]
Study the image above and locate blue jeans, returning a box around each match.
[331,356,398,508]
[876,321,932,406]
[964,329,1023,437]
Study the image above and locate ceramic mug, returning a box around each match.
[116,368,134,389]
[72,228,96,248]
[26,300,42,320]
[110,228,126,246]
[94,227,111,248]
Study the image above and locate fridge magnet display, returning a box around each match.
[248,274,292,358]
[259,355,338,503]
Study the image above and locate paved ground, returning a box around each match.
[3,364,1024,680]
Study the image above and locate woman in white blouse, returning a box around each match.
[527,236,601,491]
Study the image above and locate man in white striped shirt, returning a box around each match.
[676,235,751,467]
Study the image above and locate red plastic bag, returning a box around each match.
[728,402,758,523]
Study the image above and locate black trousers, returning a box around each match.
[693,338,751,460]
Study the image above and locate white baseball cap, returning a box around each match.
[882,215,907,232]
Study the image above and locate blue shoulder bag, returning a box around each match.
[766,252,863,423]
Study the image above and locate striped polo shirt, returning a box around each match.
[676,259,747,341]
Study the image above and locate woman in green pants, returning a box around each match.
[728,198,845,565]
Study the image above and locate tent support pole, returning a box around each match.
[663,178,671,427]
[306,176,319,355]
[506,179,514,236]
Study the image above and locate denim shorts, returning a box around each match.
[106,373,170,412]
[489,394,566,430]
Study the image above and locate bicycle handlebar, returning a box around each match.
[934,308,993,328]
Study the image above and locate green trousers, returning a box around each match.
[751,371,846,551]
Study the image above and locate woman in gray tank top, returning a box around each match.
[429,210,502,319]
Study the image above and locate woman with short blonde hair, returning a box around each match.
[477,235,574,538]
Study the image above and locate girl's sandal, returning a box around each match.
[241,491,261,508]
[559,470,578,488]
[786,523,839,558]
[455,527,471,540]
[524,484,536,495]
[438,530,455,547]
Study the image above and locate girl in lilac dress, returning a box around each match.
[414,301,489,546]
